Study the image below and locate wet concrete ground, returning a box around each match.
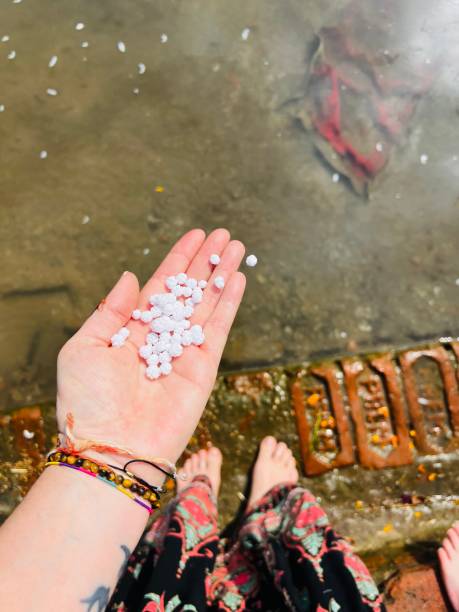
[1,0,459,590]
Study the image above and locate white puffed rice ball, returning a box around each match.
[183,305,194,318]
[198,280,207,289]
[209,254,220,265]
[176,272,187,283]
[166,276,177,289]
[169,343,183,357]
[163,303,176,316]
[111,333,124,347]
[181,330,193,346]
[182,286,192,298]
[214,276,225,290]
[131,309,141,320]
[150,307,162,318]
[146,365,161,380]
[172,285,184,297]
[139,344,153,359]
[191,288,203,304]
[159,351,172,363]
[141,310,154,323]
[160,362,172,375]
[186,278,197,289]
[147,353,160,366]
[156,340,171,353]
[151,319,165,333]
[146,333,159,345]
[246,254,258,267]
[118,327,130,339]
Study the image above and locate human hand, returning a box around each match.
[55,229,246,483]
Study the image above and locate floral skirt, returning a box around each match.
[109,476,385,611]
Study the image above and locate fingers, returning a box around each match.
[191,240,245,328]
[75,272,140,343]
[185,228,230,282]
[201,271,246,364]
[138,229,206,309]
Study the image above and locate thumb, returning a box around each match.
[75,271,140,343]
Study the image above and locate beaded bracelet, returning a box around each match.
[45,452,161,513]
[49,450,163,502]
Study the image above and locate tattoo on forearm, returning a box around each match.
[81,545,131,611]
[118,544,131,579]
[81,586,110,612]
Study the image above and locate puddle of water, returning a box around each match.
[1,0,459,406]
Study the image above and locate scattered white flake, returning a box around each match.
[39,150,48,159]
[241,27,251,41]
[13,0,22,4]
[1,36,10,43]
[48,55,58,68]
[246,254,258,267]
[0,105,4,112]
[81,214,90,224]
[133,87,140,95]
[332,173,340,183]
[117,41,126,53]
[81,41,89,48]
[212,63,220,72]
[420,154,429,165]
[160,33,168,44]
[8,50,16,60]
[142,247,150,255]
[214,276,225,290]
[375,142,383,152]
[209,253,220,265]
[23,429,34,439]
[395,193,401,200]
[455,278,459,286]
[138,62,146,75]
[75,22,85,31]
[46,88,58,96]
[425,58,432,65]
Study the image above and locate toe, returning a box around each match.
[447,527,459,551]
[274,441,288,460]
[183,457,192,475]
[259,436,277,459]
[198,449,208,472]
[208,446,222,466]
[283,449,294,467]
[191,452,200,473]
[443,539,454,559]
[438,546,449,566]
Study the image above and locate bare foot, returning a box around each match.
[438,522,459,611]
[247,436,299,507]
[177,447,222,497]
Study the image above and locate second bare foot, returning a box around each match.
[438,521,459,611]
[177,447,222,497]
[247,436,299,507]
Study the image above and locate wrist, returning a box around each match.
[66,449,167,489]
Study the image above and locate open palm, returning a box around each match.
[56,229,246,479]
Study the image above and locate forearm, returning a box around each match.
[0,465,149,611]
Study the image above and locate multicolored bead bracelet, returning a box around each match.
[45,451,161,514]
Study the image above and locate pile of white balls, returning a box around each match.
[111,272,208,379]
[109,251,258,381]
